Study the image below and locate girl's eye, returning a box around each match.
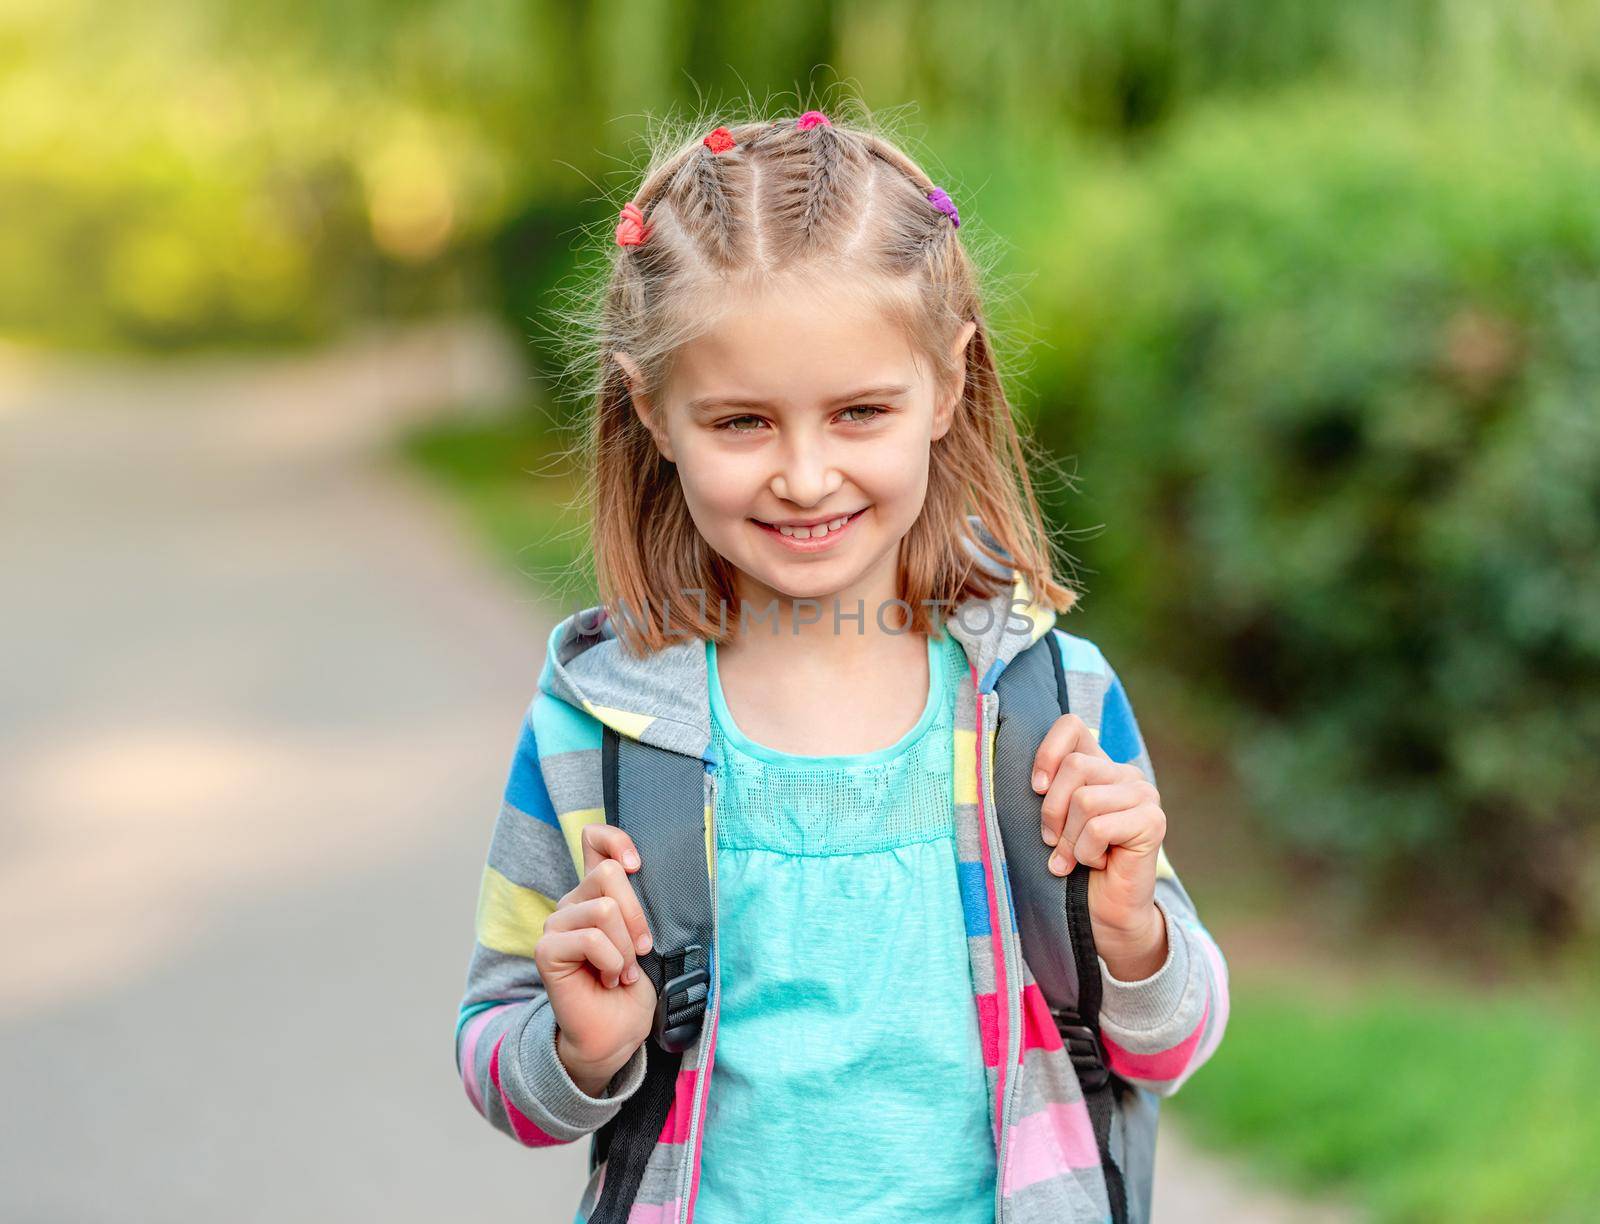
[713,405,886,432]
[838,404,886,424]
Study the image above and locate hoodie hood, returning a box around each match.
[536,515,1059,761]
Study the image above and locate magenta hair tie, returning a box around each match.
[796,110,832,130]
[926,187,960,228]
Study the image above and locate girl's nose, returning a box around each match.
[769,442,844,506]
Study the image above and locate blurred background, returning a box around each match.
[3,2,1598,1221]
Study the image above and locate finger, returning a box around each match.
[1030,715,1107,794]
[1040,752,1127,845]
[1067,806,1160,871]
[567,858,654,956]
[545,896,641,987]
[582,823,642,875]
[1050,781,1149,874]
[537,927,625,986]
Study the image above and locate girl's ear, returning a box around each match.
[933,319,979,441]
[613,350,676,463]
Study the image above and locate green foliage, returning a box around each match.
[1024,88,1600,940]
[1170,972,1600,1222]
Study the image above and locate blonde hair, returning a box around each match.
[548,94,1083,656]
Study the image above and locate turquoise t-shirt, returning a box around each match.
[695,631,996,1223]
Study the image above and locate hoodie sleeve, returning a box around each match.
[1056,632,1231,1098]
[454,696,648,1146]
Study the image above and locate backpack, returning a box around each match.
[585,628,1158,1224]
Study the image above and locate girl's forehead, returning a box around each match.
[668,282,923,404]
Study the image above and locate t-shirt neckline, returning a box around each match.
[707,633,949,768]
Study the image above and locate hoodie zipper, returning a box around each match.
[981,687,1024,1224]
[678,763,719,1224]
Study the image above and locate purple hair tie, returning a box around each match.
[926,186,960,228]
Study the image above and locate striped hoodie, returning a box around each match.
[455,540,1230,1223]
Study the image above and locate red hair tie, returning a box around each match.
[796,110,831,130]
[614,202,652,248]
[703,127,736,153]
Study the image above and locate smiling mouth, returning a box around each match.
[750,507,869,540]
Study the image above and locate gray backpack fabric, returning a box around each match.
[590,629,1158,1224]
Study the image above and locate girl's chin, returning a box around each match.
[729,562,897,613]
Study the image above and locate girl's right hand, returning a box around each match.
[535,825,657,1093]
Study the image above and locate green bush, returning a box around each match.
[1025,87,1600,942]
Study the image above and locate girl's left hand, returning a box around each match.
[1031,714,1168,974]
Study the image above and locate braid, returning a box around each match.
[732,119,787,156]
[861,134,935,193]
[680,144,747,268]
[798,123,845,247]
[759,121,872,267]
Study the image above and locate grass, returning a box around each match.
[1166,963,1600,1222]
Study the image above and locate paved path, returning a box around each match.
[0,323,1357,1221]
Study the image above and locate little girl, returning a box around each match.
[455,108,1229,1224]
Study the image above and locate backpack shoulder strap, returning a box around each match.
[587,726,713,1224]
[992,629,1131,1224]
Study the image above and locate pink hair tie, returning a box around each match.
[796,110,831,130]
[703,127,736,153]
[614,202,652,248]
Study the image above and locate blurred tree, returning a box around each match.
[8,0,1600,349]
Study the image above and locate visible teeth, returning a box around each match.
[776,514,851,539]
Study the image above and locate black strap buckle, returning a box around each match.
[652,944,709,1053]
[1051,1005,1111,1093]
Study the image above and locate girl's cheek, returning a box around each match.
[859,451,932,515]
[677,448,752,512]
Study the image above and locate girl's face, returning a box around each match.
[618,280,977,616]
